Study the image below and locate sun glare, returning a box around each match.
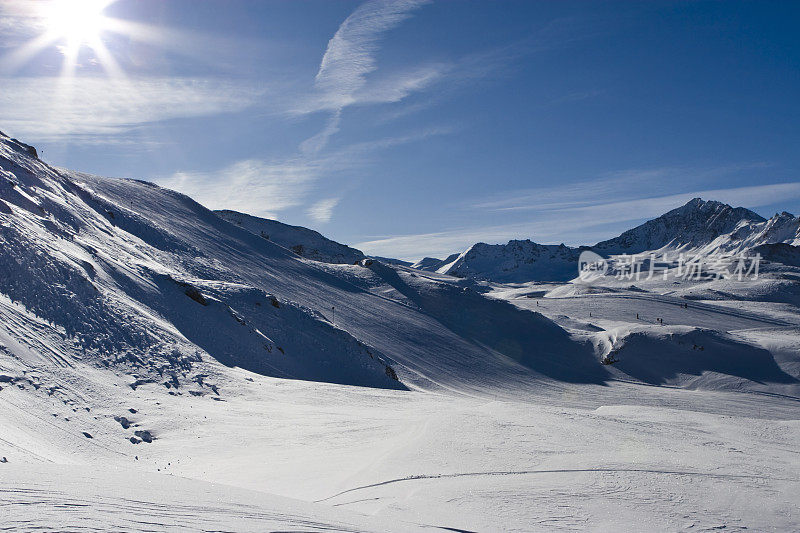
[1,0,175,84]
[44,0,112,47]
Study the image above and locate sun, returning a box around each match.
[0,0,163,79]
[43,0,114,49]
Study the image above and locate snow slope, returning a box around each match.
[752,242,800,266]
[215,208,365,264]
[1,464,426,532]
[0,147,400,389]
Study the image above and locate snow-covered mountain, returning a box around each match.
[749,211,800,246]
[438,198,800,283]
[441,241,582,282]
[697,210,800,255]
[594,198,765,254]
[215,209,365,264]
[2,130,792,392]
[410,253,460,272]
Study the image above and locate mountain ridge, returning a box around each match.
[215,209,365,265]
[438,198,799,282]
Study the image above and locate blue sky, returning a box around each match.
[1,0,798,260]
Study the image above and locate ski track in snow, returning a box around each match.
[317,466,800,502]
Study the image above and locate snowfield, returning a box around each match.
[1,130,799,532]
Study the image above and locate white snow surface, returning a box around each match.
[1,131,799,531]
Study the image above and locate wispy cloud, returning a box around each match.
[159,159,316,219]
[314,0,430,107]
[297,0,431,153]
[307,197,340,223]
[295,62,449,117]
[472,163,776,212]
[292,16,539,128]
[299,109,343,155]
[358,180,800,260]
[357,225,537,261]
[0,76,263,142]
[555,182,800,226]
[159,128,448,219]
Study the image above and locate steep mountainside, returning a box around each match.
[0,138,398,390]
[215,209,365,264]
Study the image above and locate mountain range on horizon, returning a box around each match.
[409,198,800,283]
[4,131,799,287]
[217,194,800,284]
[12,130,800,286]
[219,194,800,284]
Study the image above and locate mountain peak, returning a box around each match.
[676,197,744,214]
[684,197,706,207]
[595,198,765,254]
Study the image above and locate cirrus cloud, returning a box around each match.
[0,76,264,142]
